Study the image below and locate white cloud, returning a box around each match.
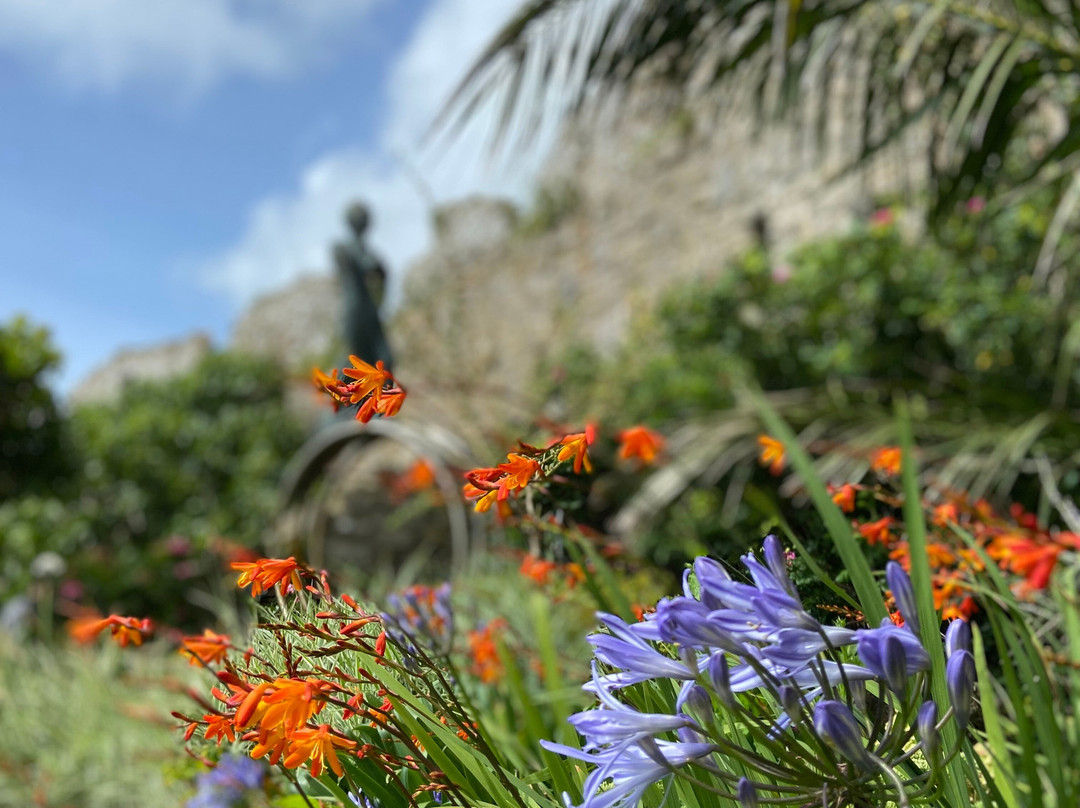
[0,0,379,94]
[202,0,561,308]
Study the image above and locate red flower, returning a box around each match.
[618,425,665,465]
[830,484,857,513]
[870,447,902,476]
[857,516,895,547]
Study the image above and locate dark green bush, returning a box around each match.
[0,316,71,500]
[0,351,306,630]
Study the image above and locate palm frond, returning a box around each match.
[434,0,1080,228]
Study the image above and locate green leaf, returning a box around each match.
[750,385,887,625]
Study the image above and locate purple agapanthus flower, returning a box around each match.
[383,582,453,656]
[539,738,716,808]
[187,755,264,808]
[586,613,698,690]
[544,538,963,808]
[570,665,696,750]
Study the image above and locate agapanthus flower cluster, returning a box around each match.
[383,583,454,657]
[543,536,976,808]
[313,355,407,423]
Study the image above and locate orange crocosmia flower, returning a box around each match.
[472,488,498,513]
[284,724,357,778]
[618,425,665,465]
[468,620,506,683]
[311,366,339,394]
[463,466,501,512]
[179,629,232,667]
[234,681,275,729]
[520,555,558,586]
[342,692,365,720]
[260,678,334,733]
[857,516,895,547]
[931,573,977,620]
[248,725,289,767]
[557,431,594,474]
[392,459,436,500]
[924,542,958,569]
[203,713,237,744]
[830,484,857,513]
[931,503,960,527]
[68,614,153,647]
[757,435,785,475]
[496,454,540,499]
[341,355,391,401]
[375,388,406,418]
[231,557,305,598]
[870,447,902,476]
[989,534,1065,592]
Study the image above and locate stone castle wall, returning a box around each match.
[70,86,922,423]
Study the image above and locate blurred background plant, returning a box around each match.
[0,324,306,634]
[539,196,1080,581]
[0,634,193,807]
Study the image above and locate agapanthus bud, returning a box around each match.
[856,620,930,683]
[946,650,976,731]
[917,701,939,758]
[737,777,759,808]
[944,619,971,660]
[813,700,872,768]
[708,652,734,708]
[886,561,920,636]
[763,535,799,601]
[778,685,802,724]
[679,684,713,725]
[882,634,909,696]
[849,679,867,714]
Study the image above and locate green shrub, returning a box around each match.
[0,315,70,500]
[0,351,306,630]
[544,200,1080,571]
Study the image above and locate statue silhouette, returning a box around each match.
[333,203,393,370]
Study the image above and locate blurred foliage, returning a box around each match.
[0,636,192,807]
[0,315,71,501]
[0,351,305,631]
[543,199,1080,578]
[558,200,1075,420]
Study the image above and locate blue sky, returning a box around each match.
[0,0,549,391]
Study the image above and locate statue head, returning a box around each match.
[346,202,371,236]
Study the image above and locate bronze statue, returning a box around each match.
[333,203,393,370]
